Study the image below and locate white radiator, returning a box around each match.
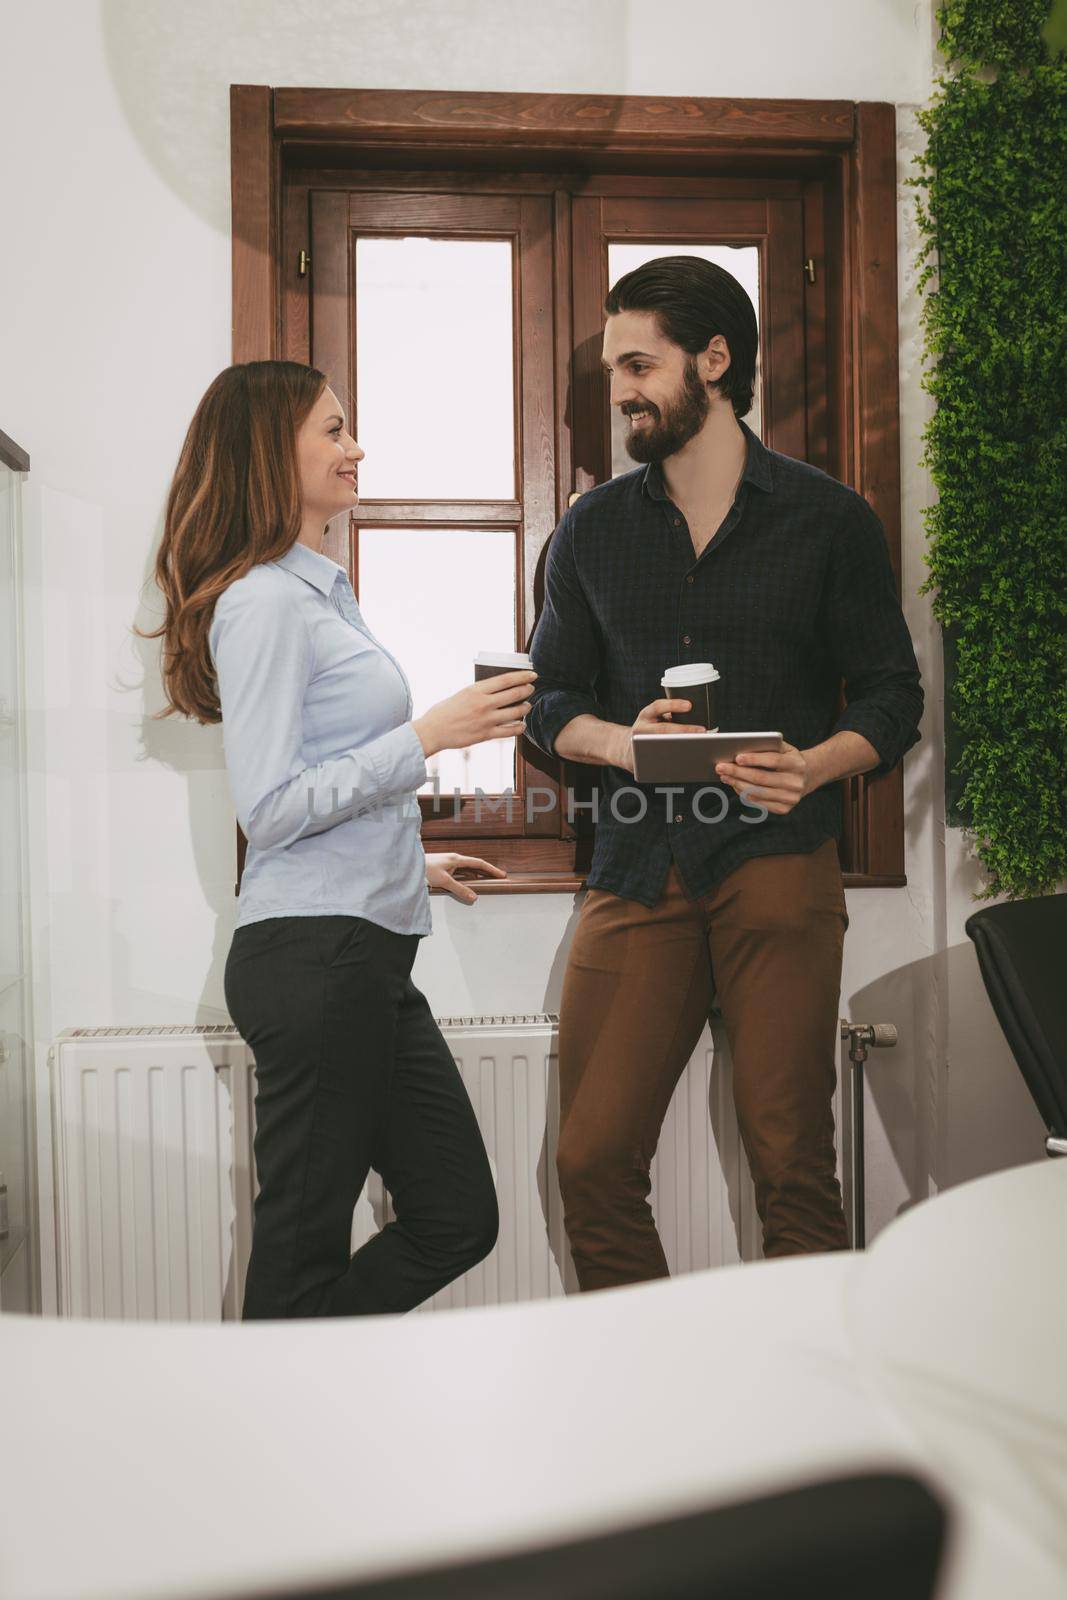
[51,1017,765,1321]
[51,1026,255,1321]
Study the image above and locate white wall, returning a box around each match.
[1,0,1046,1312]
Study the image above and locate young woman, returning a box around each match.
[144,359,536,1317]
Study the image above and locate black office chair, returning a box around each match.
[269,1472,948,1600]
[965,894,1067,1157]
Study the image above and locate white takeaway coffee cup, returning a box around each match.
[660,662,721,729]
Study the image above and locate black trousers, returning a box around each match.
[224,914,498,1318]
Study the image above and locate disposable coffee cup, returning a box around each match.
[661,662,720,729]
[474,650,533,683]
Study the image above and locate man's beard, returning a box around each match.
[622,358,710,464]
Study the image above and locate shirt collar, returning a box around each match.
[272,540,345,597]
[641,417,773,502]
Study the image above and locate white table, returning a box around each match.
[2,1161,1064,1599]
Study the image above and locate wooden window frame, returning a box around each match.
[0,429,31,473]
[231,85,908,893]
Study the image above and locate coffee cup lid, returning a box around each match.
[661,662,720,686]
[475,650,533,669]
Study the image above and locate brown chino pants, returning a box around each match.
[556,839,850,1290]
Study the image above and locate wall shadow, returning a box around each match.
[847,939,1047,1235]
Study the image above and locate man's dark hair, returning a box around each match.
[604,255,759,419]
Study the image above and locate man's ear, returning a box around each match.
[699,335,732,383]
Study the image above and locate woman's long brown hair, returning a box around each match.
[137,360,327,724]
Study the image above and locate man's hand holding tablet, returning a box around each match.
[714,739,818,816]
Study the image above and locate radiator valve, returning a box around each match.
[840,1020,898,1062]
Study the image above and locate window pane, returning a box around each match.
[606,243,762,477]
[357,527,518,797]
[355,238,516,500]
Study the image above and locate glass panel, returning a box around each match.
[0,461,33,1285]
[0,982,29,1277]
[606,243,762,478]
[357,528,518,798]
[0,466,23,988]
[355,237,516,501]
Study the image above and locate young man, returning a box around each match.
[527,256,923,1289]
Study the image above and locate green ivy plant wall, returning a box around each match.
[908,0,1067,898]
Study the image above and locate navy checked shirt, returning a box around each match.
[526,419,923,907]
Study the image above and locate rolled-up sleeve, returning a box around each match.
[526,511,607,758]
[209,582,426,851]
[822,496,924,776]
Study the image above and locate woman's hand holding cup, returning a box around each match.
[413,670,537,759]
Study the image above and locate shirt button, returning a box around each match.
[686,575,694,584]
[673,517,681,527]
[682,635,691,645]
[675,814,684,824]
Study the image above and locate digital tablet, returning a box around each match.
[631,731,784,785]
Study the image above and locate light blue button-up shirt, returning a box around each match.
[208,540,431,935]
